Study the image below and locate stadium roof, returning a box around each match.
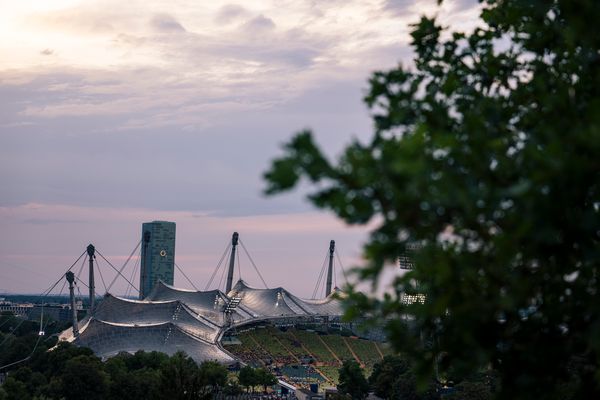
[59,279,345,364]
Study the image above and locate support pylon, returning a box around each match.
[326,240,335,296]
[66,271,79,337]
[225,232,239,294]
[140,231,151,299]
[87,244,95,312]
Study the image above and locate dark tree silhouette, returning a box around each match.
[238,365,258,392]
[337,360,369,399]
[369,355,410,399]
[264,0,600,398]
[60,355,110,400]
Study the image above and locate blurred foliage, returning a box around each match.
[368,354,442,399]
[369,354,411,398]
[264,0,600,398]
[453,380,493,400]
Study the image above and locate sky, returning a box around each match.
[0,0,479,298]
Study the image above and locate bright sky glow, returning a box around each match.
[0,0,479,296]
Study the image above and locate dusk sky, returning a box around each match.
[0,0,479,297]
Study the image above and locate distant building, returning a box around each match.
[28,304,77,322]
[0,301,33,318]
[139,221,176,299]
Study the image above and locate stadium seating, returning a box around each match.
[224,326,389,385]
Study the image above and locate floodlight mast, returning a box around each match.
[87,244,95,312]
[225,232,239,294]
[65,271,79,337]
[326,240,335,296]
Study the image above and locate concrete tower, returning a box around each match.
[139,221,176,299]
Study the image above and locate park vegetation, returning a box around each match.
[0,339,283,399]
[2,312,493,399]
[264,0,600,398]
[332,355,495,400]
[1,312,281,400]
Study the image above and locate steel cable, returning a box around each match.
[239,239,268,289]
[106,240,142,293]
[174,262,199,291]
[312,252,329,299]
[95,255,108,293]
[95,250,139,294]
[125,255,140,298]
[335,249,349,285]
[0,278,67,371]
[205,243,231,290]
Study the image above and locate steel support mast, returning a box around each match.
[140,231,151,299]
[326,240,335,296]
[225,232,239,294]
[87,244,95,312]
[66,271,79,337]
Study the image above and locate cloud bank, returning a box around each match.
[0,0,479,294]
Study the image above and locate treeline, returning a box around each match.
[0,312,69,370]
[1,310,494,400]
[0,311,278,400]
[0,342,277,400]
[334,356,495,400]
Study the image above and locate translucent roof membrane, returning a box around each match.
[60,279,344,364]
[77,319,234,364]
[94,294,220,342]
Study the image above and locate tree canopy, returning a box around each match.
[369,354,411,399]
[264,0,600,398]
[0,342,232,400]
[337,360,370,399]
[237,365,277,393]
